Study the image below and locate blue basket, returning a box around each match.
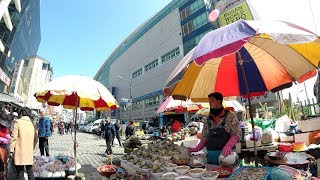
[228,166,272,180]
[153,131,159,137]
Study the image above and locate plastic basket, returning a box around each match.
[227,166,272,180]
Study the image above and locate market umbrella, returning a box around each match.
[34,75,118,174]
[164,20,320,166]
[156,96,205,114]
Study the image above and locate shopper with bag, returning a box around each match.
[9,107,38,180]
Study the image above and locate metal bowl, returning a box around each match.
[218,152,239,168]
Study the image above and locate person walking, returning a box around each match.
[99,120,105,140]
[125,121,135,138]
[9,107,38,180]
[0,109,10,180]
[113,120,122,146]
[38,110,52,157]
[104,118,115,155]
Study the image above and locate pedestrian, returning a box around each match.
[38,110,52,157]
[0,108,10,180]
[58,122,64,135]
[125,121,135,138]
[9,107,38,180]
[113,120,122,146]
[104,117,115,155]
[100,120,105,140]
[65,122,70,134]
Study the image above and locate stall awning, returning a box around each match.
[0,92,23,107]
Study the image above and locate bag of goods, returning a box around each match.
[261,130,273,145]
[40,170,53,178]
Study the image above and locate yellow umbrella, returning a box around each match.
[34,75,118,174]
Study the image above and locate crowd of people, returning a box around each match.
[0,104,54,180]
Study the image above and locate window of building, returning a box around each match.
[132,101,143,110]
[180,7,191,21]
[184,30,210,54]
[190,0,205,14]
[145,95,160,108]
[161,47,180,64]
[132,68,142,79]
[182,22,193,36]
[192,12,208,30]
[144,59,158,73]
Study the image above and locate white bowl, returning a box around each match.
[150,170,166,178]
[188,168,205,178]
[163,164,178,172]
[162,172,179,180]
[175,176,194,180]
[138,167,151,173]
[175,166,190,175]
[201,171,219,180]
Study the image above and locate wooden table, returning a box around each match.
[265,152,315,170]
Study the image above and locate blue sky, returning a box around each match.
[38,0,172,78]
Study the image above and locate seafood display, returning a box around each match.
[229,167,267,180]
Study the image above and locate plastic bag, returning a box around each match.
[5,157,16,180]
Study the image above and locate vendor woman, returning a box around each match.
[189,92,241,165]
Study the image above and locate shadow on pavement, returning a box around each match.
[78,164,104,180]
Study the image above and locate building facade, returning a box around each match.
[9,56,52,110]
[0,0,41,92]
[94,0,219,122]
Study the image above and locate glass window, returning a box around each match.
[182,22,193,36]
[161,47,180,64]
[132,68,142,79]
[190,0,204,14]
[144,59,158,73]
[132,100,143,110]
[192,12,208,30]
[145,95,160,108]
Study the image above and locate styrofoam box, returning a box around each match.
[298,117,320,132]
[279,133,294,142]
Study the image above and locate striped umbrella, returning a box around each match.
[164,20,320,166]
[165,20,320,101]
[34,75,118,174]
[35,75,118,111]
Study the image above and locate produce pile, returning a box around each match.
[33,156,66,178]
[165,129,188,142]
[123,135,142,153]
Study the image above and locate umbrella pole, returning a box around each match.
[238,56,258,167]
[74,108,78,175]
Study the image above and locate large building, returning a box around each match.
[9,56,52,110]
[0,0,41,92]
[94,0,218,122]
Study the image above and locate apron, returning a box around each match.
[206,111,231,164]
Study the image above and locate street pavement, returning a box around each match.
[34,130,124,179]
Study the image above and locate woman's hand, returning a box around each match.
[222,145,232,156]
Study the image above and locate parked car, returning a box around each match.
[83,123,93,132]
[78,123,87,131]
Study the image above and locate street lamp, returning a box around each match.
[117,75,133,122]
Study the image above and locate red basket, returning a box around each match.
[278,143,293,152]
[97,165,117,177]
